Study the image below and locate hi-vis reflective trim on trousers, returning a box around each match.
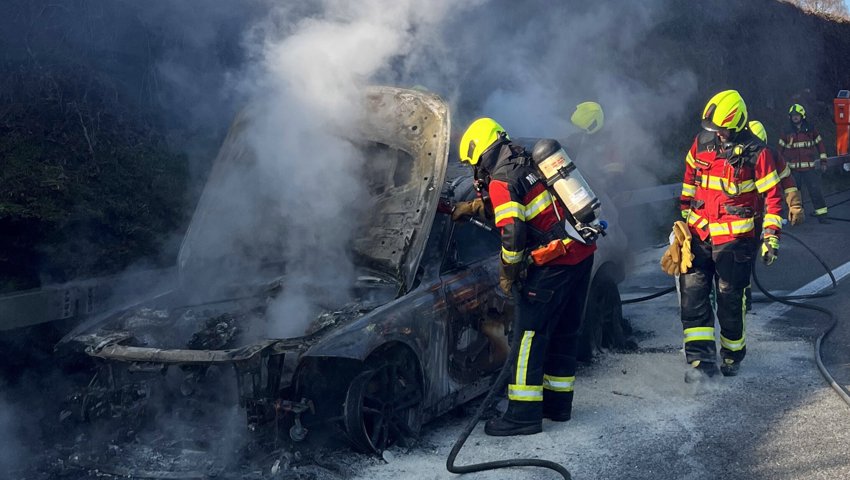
[687,210,709,229]
[699,175,755,194]
[755,171,781,193]
[815,207,828,216]
[543,374,575,392]
[515,331,534,386]
[684,327,715,343]
[509,330,542,402]
[708,218,755,237]
[508,384,543,401]
[494,201,525,224]
[763,214,783,231]
[720,334,746,351]
[501,246,524,264]
[681,183,696,197]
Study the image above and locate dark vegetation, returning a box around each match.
[3,0,850,293]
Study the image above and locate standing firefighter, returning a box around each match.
[453,118,597,436]
[661,90,783,382]
[779,103,830,223]
[743,120,804,311]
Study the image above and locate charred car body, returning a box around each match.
[60,87,629,453]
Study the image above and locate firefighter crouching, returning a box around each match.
[779,103,830,223]
[453,118,598,436]
[661,90,783,382]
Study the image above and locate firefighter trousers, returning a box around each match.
[679,237,751,365]
[792,169,827,216]
[505,254,593,421]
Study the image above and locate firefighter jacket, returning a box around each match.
[679,131,783,245]
[778,120,827,171]
[485,141,596,267]
[774,150,798,196]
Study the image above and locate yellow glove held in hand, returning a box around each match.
[660,221,694,276]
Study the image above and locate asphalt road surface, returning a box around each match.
[350,188,850,480]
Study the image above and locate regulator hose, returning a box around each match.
[751,230,850,407]
[446,287,571,479]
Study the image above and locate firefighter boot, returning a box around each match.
[684,360,719,383]
[543,391,573,422]
[484,401,542,436]
[720,358,740,377]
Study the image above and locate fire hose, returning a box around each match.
[446,285,571,480]
[619,230,850,407]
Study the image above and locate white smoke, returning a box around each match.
[229,0,484,338]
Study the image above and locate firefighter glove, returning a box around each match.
[761,236,779,266]
[498,261,525,298]
[660,221,693,276]
[785,190,805,226]
[451,198,488,223]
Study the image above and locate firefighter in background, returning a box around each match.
[661,90,783,382]
[743,120,804,311]
[779,103,830,223]
[453,118,596,436]
[565,101,626,192]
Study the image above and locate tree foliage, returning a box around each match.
[0,64,187,292]
[783,0,850,19]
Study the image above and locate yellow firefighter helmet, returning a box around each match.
[788,103,806,118]
[571,101,605,135]
[459,118,508,165]
[701,90,748,133]
[748,120,767,142]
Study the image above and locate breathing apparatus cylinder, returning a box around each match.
[531,138,606,244]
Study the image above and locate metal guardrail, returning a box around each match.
[0,267,176,331]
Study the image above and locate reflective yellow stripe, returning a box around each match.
[763,214,783,231]
[815,135,823,143]
[778,139,788,147]
[543,374,575,392]
[815,207,828,216]
[720,334,746,352]
[515,330,535,386]
[508,384,543,401]
[684,327,715,343]
[494,201,525,224]
[789,140,814,148]
[755,171,781,193]
[524,190,554,221]
[783,186,798,194]
[779,165,791,179]
[501,247,524,264]
[681,209,690,220]
[687,210,708,229]
[708,218,754,237]
[681,183,696,197]
[820,153,827,159]
[789,162,815,169]
[699,175,755,194]
[686,152,696,168]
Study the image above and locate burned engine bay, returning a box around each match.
[62,272,399,445]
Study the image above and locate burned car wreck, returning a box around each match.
[60,87,629,454]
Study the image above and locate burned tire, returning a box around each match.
[342,355,423,453]
[577,271,630,361]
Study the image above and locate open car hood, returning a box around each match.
[177,86,450,293]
